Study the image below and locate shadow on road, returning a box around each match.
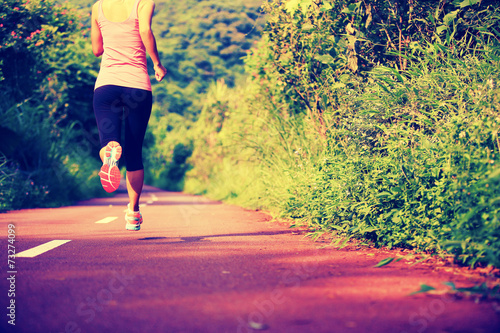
[76,200,222,206]
[137,230,302,244]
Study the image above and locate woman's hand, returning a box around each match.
[154,64,167,82]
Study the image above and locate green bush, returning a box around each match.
[184,0,500,267]
[144,110,195,191]
[0,99,103,210]
[1,0,104,210]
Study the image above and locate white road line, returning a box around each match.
[95,217,118,224]
[16,240,71,258]
[147,194,158,205]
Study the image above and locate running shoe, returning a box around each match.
[99,141,122,193]
[125,204,143,231]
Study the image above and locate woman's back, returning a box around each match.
[94,0,151,91]
[101,0,137,23]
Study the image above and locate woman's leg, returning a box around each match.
[122,88,152,212]
[93,85,124,150]
[126,169,144,212]
[93,85,124,192]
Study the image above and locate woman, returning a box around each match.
[91,0,166,231]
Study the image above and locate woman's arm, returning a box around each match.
[138,0,166,82]
[91,2,104,57]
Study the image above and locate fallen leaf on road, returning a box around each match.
[374,257,394,268]
[409,284,436,295]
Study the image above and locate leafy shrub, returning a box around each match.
[0,99,103,210]
[1,0,104,210]
[144,111,194,191]
[184,0,500,267]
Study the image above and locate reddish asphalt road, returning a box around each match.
[1,185,499,333]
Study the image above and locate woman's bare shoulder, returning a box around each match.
[138,0,155,10]
[91,1,100,18]
[92,1,100,12]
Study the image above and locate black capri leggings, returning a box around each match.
[93,85,152,172]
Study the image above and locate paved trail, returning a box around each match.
[1,185,499,333]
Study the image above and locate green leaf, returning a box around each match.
[443,10,460,26]
[488,168,500,179]
[374,257,394,268]
[332,82,346,89]
[456,283,488,294]
[410,284,436,295]
[301,23,315,32]
[443,281,457,290]
[490,197,500,205]
[285,0,301,15]
[314,54,336,64]
[322,1,333,11]
[456,0,480,8]
[285,0,314,15]
[300,0,314,14]
[361,227,378,233]
[436,25,448,35]
[341,2,360,14]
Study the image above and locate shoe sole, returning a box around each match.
[126,218,142,231]
[99,141,122,193]
[126,223,141,231]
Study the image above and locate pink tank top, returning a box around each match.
[94,0,152,91]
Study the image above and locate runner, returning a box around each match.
[91,0,166,231]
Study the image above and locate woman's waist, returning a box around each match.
[101,47,146,67]
[99,58,148,73]
[95,72,152,91]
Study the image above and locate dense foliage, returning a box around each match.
[184,0,500,267]
[1,0,103,210]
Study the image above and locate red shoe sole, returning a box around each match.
[99,164,121,193]
[99,141,122,193]
[105,141,122,160]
